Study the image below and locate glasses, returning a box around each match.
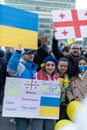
[71,48,80,50]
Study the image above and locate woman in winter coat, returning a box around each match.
[66,56,87,102]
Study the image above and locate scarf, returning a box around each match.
[78,70,87,80]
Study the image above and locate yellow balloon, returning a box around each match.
[54,119,72,130]
[66,100,81,121]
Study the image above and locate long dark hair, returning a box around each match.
[72,55,87,77]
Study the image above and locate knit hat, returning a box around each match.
[41,56,58,67]
[0,49,4,57]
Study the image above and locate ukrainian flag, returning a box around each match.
[40,96,60,119]
[0,4,38,49]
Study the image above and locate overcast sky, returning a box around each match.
[76,0,87,41]
[76,0,87,9]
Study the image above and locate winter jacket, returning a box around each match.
[34,70,59,80]
[34,44,50,71]
[7,50,38,79]
[66,72,87,102]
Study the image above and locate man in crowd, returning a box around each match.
[52,34,81,77]
[7,45,38,130]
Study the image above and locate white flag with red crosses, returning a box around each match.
[52,9,87,39]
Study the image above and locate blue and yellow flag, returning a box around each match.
[40,96,60,117]
[0,4,38,49]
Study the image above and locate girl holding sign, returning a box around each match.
[32,56,60,130]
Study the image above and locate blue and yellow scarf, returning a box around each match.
[59,74,70,89]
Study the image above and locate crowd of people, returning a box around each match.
[0,33,87,130]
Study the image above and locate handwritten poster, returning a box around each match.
[2,77,61,119]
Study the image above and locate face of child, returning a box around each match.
[58,61,68,75]
[45,61,56,76]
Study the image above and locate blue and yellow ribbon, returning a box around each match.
[59,74,70,89]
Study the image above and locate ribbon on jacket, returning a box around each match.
[59,74,70,89]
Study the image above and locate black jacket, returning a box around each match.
[52,37,77,77]
[34,44,50,71]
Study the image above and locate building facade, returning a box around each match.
[1,0,76,44]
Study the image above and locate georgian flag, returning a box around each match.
[52,9,87,39]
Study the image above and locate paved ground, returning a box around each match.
[0,105,31,130]
[0,114,16,130]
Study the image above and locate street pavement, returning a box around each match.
[0,113,16,130]
[0,105,31,130]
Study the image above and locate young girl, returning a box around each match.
[57,58,70,119]
[32,55,60,130]
[66,56,87,102]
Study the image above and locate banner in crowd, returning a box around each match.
[2,77,61,119]
[52,9,87,39]
[0,4,38,49]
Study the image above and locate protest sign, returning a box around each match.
[2,77,61,119]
